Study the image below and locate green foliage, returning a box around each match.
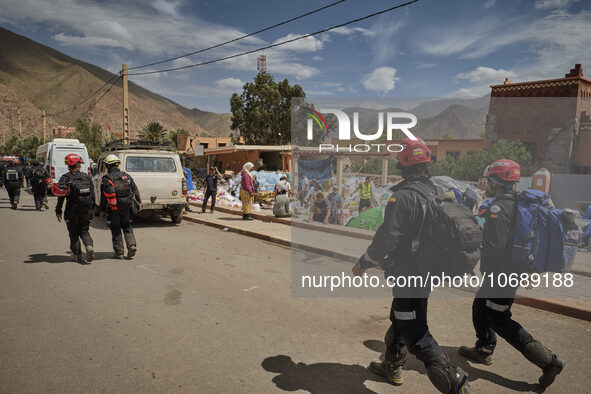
[350,156,400,175]
[0,135,42,159]
[199,131,214,137]
[74,117,104,161]
[442,132,456,140]
[230,73,305,145]
[140,121,167,142]
[168,128,189,148]
[431,140,534,181]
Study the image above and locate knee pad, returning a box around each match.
[426,362,468,394]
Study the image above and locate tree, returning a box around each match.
[230,73,304,145]
[140,121,167,142]
[442,132,456,140]
[431,140,534,181]
[75,117,104,161]
[0,135,42,159]
[199,132,214,137]
[168,128,189,149]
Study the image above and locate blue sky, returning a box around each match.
[1,0,590,113]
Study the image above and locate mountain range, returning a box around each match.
[0,26,489,143]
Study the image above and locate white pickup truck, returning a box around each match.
[93,147,187,223]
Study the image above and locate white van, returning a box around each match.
[36,139,91,189]
[93,147,187,223]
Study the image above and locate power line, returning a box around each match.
[127,0,347,71]
[128,0,418,76]
[47,71,122,117]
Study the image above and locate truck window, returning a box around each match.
[126,157,176,173]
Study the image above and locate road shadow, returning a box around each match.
[262,354,383,394]
[217,216,248,221]
[23,252,114,264]
[363,339,543,393]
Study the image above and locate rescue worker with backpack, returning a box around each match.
[458,159,564,388]
[99,154,140,259]
[30,159,50,211]
[4,157,25,209]
[0,157,6,188]
[353,138,472,394]
[54,154,95,264]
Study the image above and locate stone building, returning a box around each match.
[486,64,591,174]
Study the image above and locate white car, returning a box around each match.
[93,147,187,223]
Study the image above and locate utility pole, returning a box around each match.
[122,64,129,144]
[42,110,47,143]
[17,108,22,136]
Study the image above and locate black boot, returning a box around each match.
[458,345,493,365]
[426,353,472,394]
[523,341,564,388]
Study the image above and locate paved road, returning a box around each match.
[0,191,589,393]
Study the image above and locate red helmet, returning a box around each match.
[487,159,520,182]
[396,137,431,167]
[65,153,84,166]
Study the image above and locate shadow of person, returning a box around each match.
[24,252,114,264]
[362,339,542,393]
[262,355,383,394]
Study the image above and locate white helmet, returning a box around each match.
[104,154,121,165]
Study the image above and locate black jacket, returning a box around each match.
[480,192,517,274]
[3,164,24,187]
[362,176,436,277]
[99,168,140,213]
[55,171,95,220]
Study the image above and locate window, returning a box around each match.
[126,157,176,172]
[446,151,460,159]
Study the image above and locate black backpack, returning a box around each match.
[31,166,46,185]
[106,172,133,210]
[402,183,482,276]
[69,173,94,211]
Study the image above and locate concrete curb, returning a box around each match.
[184,212,591,321]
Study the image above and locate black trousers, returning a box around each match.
[384,297,443,367]
[5,184,21,205]
[107,209,136,255]
[359,198,371,212]
[32,187,47,209]
[472,285,534,353]
[202,189,216,211]
[65,212,93,255]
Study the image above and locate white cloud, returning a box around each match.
[272,33,324,52]
[312,56,322,61]
[454,66,515,84]
[416,62,437,69]
[361,67,399,94]
[534,0,578,9]
[483,0,496,9]
[366,20,405,65]
[215,77,244,90]
[151,0,182,17]
[331,26,376,37]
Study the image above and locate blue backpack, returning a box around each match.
[508,189,580,273]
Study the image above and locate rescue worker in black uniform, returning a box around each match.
[458,159,564,388]
[30,159,50,210]
[353,138,471,394]
[54,153,95,264]
[0,157,6,189]
[99,154,140,259]
[4,158,25,209]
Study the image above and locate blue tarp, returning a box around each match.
[298,158,332,181]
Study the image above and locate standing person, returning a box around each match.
[356,176,373,212]
[0,157,6,189]
[308,192,330,224]
[353,138,471,393]
[202,167,219,214]
[100,154,141,260]
[226,175,237,196]
[54,154,95,264]
[458,159,564,388]
[253,175,260,194]
[298,173,309,206]
[327,186,343,225]
[30,159,50,211]
[22,158,32,189]
[4,158,24,209]
[273,175,291,218]
[240,162,255,220]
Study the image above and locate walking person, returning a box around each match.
[327,186,343,225]
[202,167,219,213]
[99,154,141,260]
[458,159,564,389]
[4,158,24,209]
[354,138,471,393]
[30,159,50,210]
[356,176,373,212]
[240,162,255,220]
[54,154,95,264]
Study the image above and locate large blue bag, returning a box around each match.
[511,189,580,273]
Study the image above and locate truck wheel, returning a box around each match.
[171,210,184,224]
